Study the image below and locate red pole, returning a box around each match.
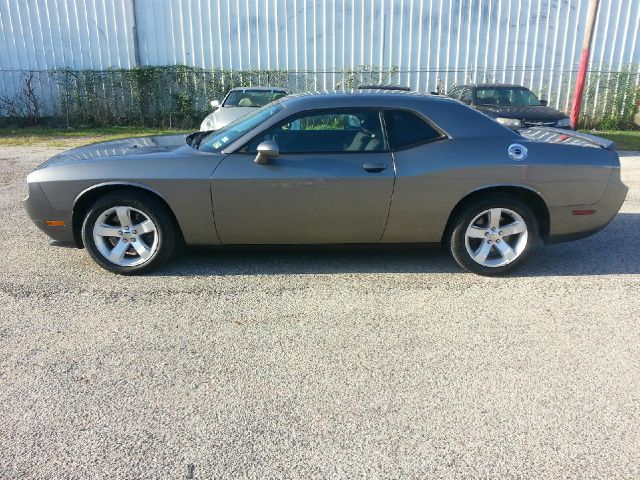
[570,0,600,129]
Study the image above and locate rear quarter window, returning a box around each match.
[383,110,445,150]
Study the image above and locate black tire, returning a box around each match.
[448,194,539,276]
[81,190,178,275]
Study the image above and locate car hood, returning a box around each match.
[474,105,568,122]
[212,106,256,128]
[36,134,190,169]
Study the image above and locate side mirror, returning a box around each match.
[210,99,220,109]
[540,99,548,106]
[254,140,279,165]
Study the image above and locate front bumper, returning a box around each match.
[22,182,77,246]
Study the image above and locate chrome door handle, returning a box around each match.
[363,162,387,173]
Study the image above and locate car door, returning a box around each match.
[211,108,395,244]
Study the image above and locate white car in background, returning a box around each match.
[200,86,289,131]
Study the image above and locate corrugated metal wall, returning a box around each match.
[0,0,137,69]
[1,0,639,118]
[134,0,640,105]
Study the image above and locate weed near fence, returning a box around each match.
[0,65,398,129]
[0,65,638,130]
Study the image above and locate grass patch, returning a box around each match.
[0,126,192,148]
[580,130,640,151]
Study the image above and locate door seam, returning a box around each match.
[209,155,228,245]
[377,151,398,242]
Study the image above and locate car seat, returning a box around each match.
[238,97,255,107]
[346,115,382,151]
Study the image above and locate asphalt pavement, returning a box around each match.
[1,146,639,479]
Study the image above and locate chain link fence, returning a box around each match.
[0,65,638,129]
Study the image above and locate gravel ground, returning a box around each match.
[1,146,639,479]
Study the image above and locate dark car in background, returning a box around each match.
[448,84,571,129]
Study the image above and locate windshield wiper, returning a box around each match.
[188,131,210,150]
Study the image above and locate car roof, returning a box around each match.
[275,89,469,115]
[229,86,288,92]
[282,89,454,104]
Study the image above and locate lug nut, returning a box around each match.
[131,238,136,242]
[492,227,496,232]
[496,239,501,243]
[122,239,128,243]
[132,230,137,234]
[487,240,492,244]
[499,231,503,235]
[118,230,123,235]
[485,232,490,237]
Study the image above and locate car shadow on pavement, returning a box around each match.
[514,212,640,277]
[154,213,640,277]
[161,245,460,276]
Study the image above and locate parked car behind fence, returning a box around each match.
[447,84,572,130]
[200,87,289,131]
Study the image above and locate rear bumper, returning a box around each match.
[22,183,77,246]
[547,169,628,243]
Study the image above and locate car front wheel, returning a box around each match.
[448,195,539,275]
[81,191,177,275]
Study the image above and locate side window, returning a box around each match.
[459,88,473,105]
[383,110,445,150]
[245,109,387,153]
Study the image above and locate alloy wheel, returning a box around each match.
[92,206,159,267]
[464,207,528,268]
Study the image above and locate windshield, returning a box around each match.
[199,103,284,152]
[475,87,542,106]
[223,89,288,107]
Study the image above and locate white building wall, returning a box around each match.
[1,0,639,115]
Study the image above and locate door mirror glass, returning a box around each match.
[255,140,279,164]
[540,99,548,106]
[210,99,220,109]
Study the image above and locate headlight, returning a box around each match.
[200,118,215,131]
[495,117,523,128]
[555,118,571,128]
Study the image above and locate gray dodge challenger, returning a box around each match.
[23,90,628,275]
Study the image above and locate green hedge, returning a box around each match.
[0,65,637,129]
[0,65,398,129]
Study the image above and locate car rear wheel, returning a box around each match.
[81,191,177,275]
[448,195,539,275]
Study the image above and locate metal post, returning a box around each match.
[130,0,142,66]
[570,0,600,129]
[65,69,70,129]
